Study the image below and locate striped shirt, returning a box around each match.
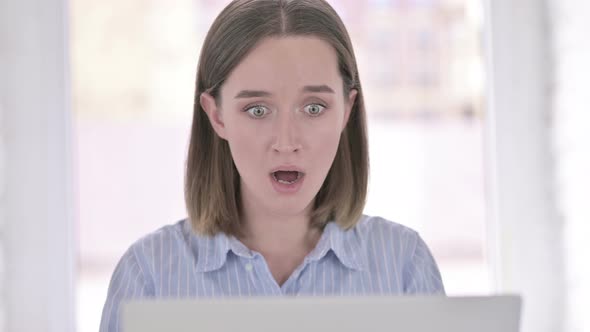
[99,214,445,332]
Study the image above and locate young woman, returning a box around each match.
[100,0,444,331]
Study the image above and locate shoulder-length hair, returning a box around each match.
[185,0,369,237]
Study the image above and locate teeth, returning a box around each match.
[272,171,302,185]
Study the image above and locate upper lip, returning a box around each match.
[270,165,305,174]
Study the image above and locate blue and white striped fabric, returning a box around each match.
[100,214,445,332]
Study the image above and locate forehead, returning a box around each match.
[222,36,342,97]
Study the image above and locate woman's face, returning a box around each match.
[201,36,356,218]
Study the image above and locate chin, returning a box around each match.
[266,195,314,216]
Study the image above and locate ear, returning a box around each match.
[200,92,227,140]
[342,89,358,131]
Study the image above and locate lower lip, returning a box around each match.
[270,173,304,194]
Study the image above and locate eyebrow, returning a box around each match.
[234,90,272,99]
[302,84,335,94]
[234,85,335,99]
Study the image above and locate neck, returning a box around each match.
[237,184,324,286]
[239,208,321,257]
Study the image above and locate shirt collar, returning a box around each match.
[194,232,232,273]
[305,221,365,271]
[187,219,365,273]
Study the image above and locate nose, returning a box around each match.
[271,111,301,153]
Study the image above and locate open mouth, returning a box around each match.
[271,170,304,185]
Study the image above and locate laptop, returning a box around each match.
[122,295,521,332]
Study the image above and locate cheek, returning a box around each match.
[225,122,265,175]
[308,120,344,170]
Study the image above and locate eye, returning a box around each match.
[303,103,326,117]
[245,105,270,119]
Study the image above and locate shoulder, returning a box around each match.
[124,219,192,277]
[110,220,188,281]
[353,214,421,250]
[347,214,423,272]
[128,219,188,258]
[351,214,445,294]
[100,221,190,332]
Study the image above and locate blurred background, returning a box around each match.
[1,0,588,332]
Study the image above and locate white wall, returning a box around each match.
[548,1,590,331]
[0,0,76,331]
[0,99,6,330]
[484,0,565,332]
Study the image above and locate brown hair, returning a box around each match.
[185,0,369,237]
